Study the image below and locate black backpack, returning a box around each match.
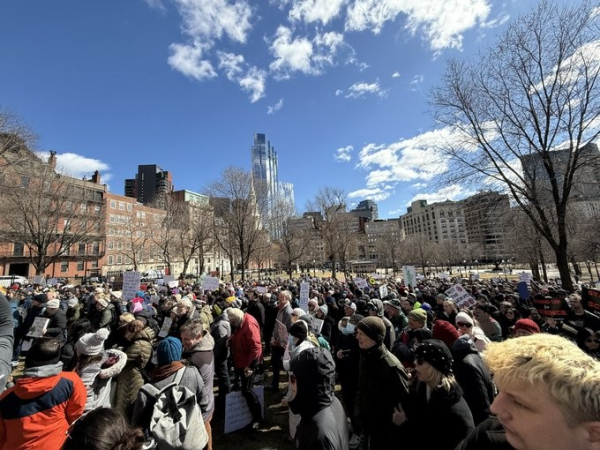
[109,301,123,330]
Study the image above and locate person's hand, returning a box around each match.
[392,404,407,426]
[244,367,253,377]
[336,350,345,359]
[547,318,557,328]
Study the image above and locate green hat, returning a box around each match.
[409,308,427,325]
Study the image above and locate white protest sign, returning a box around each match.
[438,272,450,280]
[471,273,480,281]
[201,276,220,292]
[445,284,476,309]
[32,276,46,286]
[224,386,265,434]
[354,277,368,289]
[299,282,310,312]
[122,271,141,301]
[47,278,58,286]
[27,317,50,338]
[403,266,417,288]
[163,275,175,285]
[370,273,383,280]
[256,286,267,294]
[312,317,324,334]
[158,317,172,338]
[379,285,388,299]
[167,280,178,289]
[519,272,532,286]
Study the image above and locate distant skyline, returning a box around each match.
[0,0,573,218]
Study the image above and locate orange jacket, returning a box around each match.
[0,365,86,450]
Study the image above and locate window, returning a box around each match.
[78,243,86,255]
[117,255,122,264]
[13,243,24,257]
[94,205,101,213]
[108,255,114,265]
[61,261,69,273]
[119,202,125,211]
[108,241,114,250]
[92,242,100,255]
[110,200,117,209]
[127,203,132,212]
[90,260,98,268]
[64,219,71,230]
[117,242,123,250]
[21,176,30,187]
[77,261,84,271]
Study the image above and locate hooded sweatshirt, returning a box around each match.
[0,362,86,450]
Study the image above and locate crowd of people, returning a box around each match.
[0,273,599,450]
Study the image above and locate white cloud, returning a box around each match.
[38,152,111,182]
[410,74,424,85]
[217,51,266,102]
[344,81,385,99]
[406,184,476,206]
[173,0,253,45]
[345,0,491,51]
[268,27,352,79]
[289,0,347,25]
[348,185,394,202]
[334,145,353,162]
[392,72,401,78]
[168,43,217,80]
[143,0,167,12]
[267,98,284,114]
[335,89,344,96]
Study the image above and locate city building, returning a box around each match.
[351,199,379,222]
[400,199,468,245]
[124,164,173,204]
[250,133,295,238]
[365,219,401,261]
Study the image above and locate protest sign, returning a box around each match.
[256,286,267,294]
[163,275,175,285]
[167,280,178,289]
[224,386,264,434]
[32,276,46,287]
[201,276,220,292]
[517,281,530,300]
[158,317,172,338]
[445,284,476,309]
[354,277,368,289]
[438,272,450,280]
[312,317,324,335]
[27,317,49,338]
[122,271,141,301]
[47,278,58,286]
[370,273,383,280]
[531,296,569,318]
[273,320,289,349]
[379,285,388,299]
[299,282,310,312]
[519,272,533,285]
[582,287,600,315]
[403,266,417,288]
[470,273,480,281]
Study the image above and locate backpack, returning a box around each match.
[140,368,208,450]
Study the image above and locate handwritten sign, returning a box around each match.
[122,271,141,301]
[445,284,476,309]
[167,280,178,289]
[256,286,267,294]
[519,272,533,285]
[32,276,46,286]
[201,276,220,292]
[379,285,388,299]
[354,277,368,289]
[299,282,310,312]
[158,317,172,338]
[272,320,289,349]
[403,266,417,288]
[27,317,50,338]
[438,272,450,280]
[224,386,264,434]
[312,317,324,335]
[531,296,569,318]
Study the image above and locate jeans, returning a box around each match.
[214,358,231,396]
[270,346,285,389]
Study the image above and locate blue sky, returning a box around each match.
[0,0,554,218]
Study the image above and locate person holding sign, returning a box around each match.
[268,290,293,393]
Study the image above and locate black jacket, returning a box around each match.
[455,416,515,450]
[451,335,496,425]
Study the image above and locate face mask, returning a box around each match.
[342,323,355,335]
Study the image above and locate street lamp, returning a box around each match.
[313,259,316,278]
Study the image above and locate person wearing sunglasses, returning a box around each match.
[455,312,490,353]
[576,327,600,360]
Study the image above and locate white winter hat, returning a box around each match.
[67,298,79,308]
[76,328,109,356]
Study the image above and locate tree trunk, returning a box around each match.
[554,245,573,292]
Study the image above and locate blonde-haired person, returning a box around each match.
[393,339,474,450]
[457,333,600,450]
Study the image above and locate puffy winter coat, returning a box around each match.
[77,349,127,412]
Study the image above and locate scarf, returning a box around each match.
[149,361,185,382]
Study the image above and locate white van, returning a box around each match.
[0,275,29,288]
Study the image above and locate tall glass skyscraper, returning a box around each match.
[251,133,294,238]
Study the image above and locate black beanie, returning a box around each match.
[290,321,308,341]
[356,316,386,344]
[414,339,453,376]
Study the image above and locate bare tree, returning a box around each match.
[0,155,104,275]
[431,1,600,291]
[0,111,38,168]
[206,167,264,281]
[401,233,438,276]
[115,209,161,272]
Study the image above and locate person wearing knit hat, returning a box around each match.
[513,318,540,337]
[43,297,68,343]
[67,297,78,308]
[76,328,110,356]
[289,320,309,342]
[46,299,60,310]
[432,319,460,349]
[156,336,183,366]
[357,316,386,345]
[409,308,428,327]
[356,318,410,450]
[307,299,319,315]
[398,339,474,449]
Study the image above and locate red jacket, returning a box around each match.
[229,313,262,369]
[0,365,86,450]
